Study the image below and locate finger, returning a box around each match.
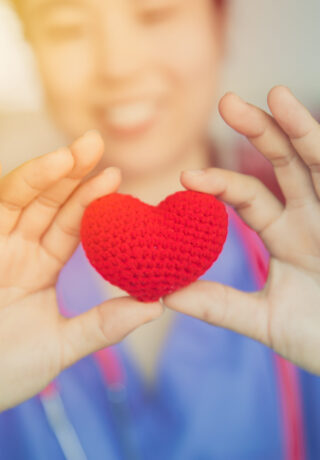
[41,166,121,267]
[267,85,320,198]
[14,130,105,240]
[59,297,164,369]
[218,91,318,207]
[181,168,283,248]
[0,148,74,236]
[163,280,269,346]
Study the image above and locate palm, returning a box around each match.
[0,131,162,411]
[0,231,68,407]
[0,235,61,303]
[0,285,63,408]
[164,85,320,375]
[262,204,320,373]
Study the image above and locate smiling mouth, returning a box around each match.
[96,101,159,138]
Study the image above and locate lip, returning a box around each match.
[91,91,163,106]
[94,99,162,139]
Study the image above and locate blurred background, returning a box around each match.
[0,0,320,183]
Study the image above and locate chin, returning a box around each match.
[102,136,176,173]
[110,153,171,178]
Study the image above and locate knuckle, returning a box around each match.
[21,172,43,195]
[71,180,94,208]
[41,239,65,266]
[37,194,62,210]
[0,198,21,212]
[94,303,121,346]
[57,219,79,238]
[198,282,214,322]
[95,304,111,343]
[202,306,213,323]
[309,163,320,174]
[271,151,295,168]
[200,282,228,327]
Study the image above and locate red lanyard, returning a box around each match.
[230,206,306,460]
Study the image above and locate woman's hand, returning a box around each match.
[0,130,163,412]
[163,85,320,375]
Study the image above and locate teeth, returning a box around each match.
[104,103,156,128]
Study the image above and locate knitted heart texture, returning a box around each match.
[80,190,228,302]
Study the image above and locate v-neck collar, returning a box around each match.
[57,203,238,395]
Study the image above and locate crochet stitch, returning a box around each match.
[80,190,228,302]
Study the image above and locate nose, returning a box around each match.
[95,8,147,83]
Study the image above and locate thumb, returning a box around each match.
[163,280,269,346]
[59,297,164,370]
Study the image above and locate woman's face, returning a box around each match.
[21,0,227,176]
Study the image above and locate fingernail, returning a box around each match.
[183,169,206,176]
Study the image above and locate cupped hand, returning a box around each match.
[0,130,163,412]
[163,85,320,375]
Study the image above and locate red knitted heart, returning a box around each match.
[80,190,228,302]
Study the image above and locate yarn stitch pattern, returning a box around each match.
[80,190,228,302]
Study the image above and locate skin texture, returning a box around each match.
[164,86,320,375]
[1,0,226,409]
[0,0,319,411]
[0,131,164,411]
[19,0,226,184]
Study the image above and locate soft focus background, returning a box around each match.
[0,0,320,177]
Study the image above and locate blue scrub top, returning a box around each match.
[1,207,320,460]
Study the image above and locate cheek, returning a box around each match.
[152,5,220,102]
[32,38,97,137]
[34,40,94,105]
